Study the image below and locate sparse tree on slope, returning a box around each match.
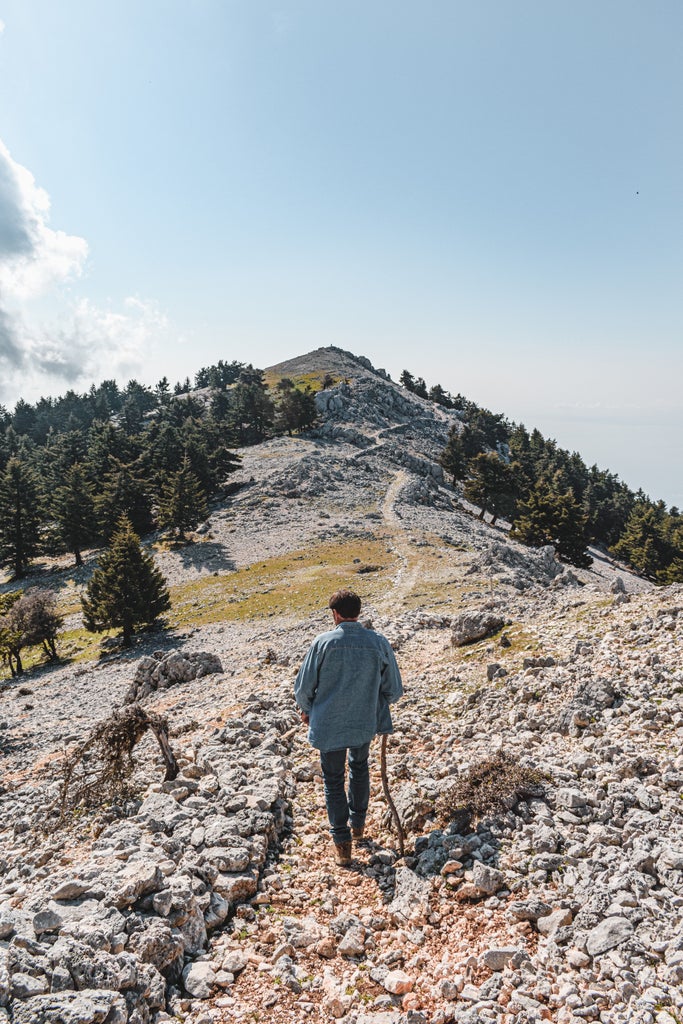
[274,380,318,435]
[463,452,519,525]
[0,592,23,676]
[82,516,170,647]
[610,501,672,580]
[0,589,62,675]
[440,427,469,486]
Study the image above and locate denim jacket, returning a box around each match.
[294,621,403,752]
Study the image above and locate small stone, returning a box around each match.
[338,925,366,957]
[440,860,463,875]
[11,973,50,998]
[383,969,414,995]
[222,950,249,974]
[182,961,217,999]
[471,861,505,894]
[282,915,327,948]
[460,983,481,1001]
[537,907,572,936]
[52,879,91,901]
[556,788,588,808]
[566,947,591,969]
[0,909,14,939]
[482,947,519,971]
[585,917,634,957]
[314,936,338,959]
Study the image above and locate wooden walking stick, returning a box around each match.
[380,733,405,857]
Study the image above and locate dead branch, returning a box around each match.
[57,703,178,821]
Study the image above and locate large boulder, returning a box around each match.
[451,611,506,647]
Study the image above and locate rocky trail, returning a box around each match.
[1,350,682,1024]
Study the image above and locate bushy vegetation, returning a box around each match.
[436,750,546,831]
[400,366,683,579]
[0,589,63,676]
[0,363,319,578]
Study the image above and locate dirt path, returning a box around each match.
[377,470,421,612]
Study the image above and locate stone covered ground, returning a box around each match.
[1,352,682,1024]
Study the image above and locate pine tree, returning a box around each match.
[511,482,591,568]
[81,516,170,646]
[440,427,469,485]
[610,502,671,580]
[229,367,274,444]
[157,458,208,540]
[0,457,42,578]
[274,380,318,435]
[95,460,154,540]
[53,464,97,566]
[463,452,519,525]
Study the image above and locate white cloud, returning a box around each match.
[0,139,88,299]
[0,20,5,35]
[0,138,174,406]
[0,296,171,404]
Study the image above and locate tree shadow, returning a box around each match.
[172,541,236,573]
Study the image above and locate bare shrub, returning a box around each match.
[436,749,546,832]
[57,704,178,820]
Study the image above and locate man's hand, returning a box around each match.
[300,711,310,725]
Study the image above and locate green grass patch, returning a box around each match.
[262,370,340,391]
[0,537,398,679]
[167,537,397,629]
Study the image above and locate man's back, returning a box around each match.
[295,620,402,752]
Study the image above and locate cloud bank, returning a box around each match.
[0,140,170,406]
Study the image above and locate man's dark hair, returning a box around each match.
[329,589,361,619]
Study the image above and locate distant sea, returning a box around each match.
[526,408,683,511]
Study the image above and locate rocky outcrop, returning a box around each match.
[124,651,223,703]
[466,540,568,591]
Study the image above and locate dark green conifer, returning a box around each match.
[53,464,97,566]
[0,457,42,578]
[463,452,519,525]
[440,427,469,485]
[511,482,591,568]
[157,458,208,540]
[81,516,170,646]
[610,502,671,580]
[95,460,154,540]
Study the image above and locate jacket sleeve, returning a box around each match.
[380,640,403,704]
[294,641,320,713]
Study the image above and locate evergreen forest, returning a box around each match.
[0,356,680,590]
[0,362,318,580]
[399,370,682,581]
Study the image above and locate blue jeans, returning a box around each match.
[319,742,371,844]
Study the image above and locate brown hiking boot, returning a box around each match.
[351,827,364,841]
[333,841,352,866]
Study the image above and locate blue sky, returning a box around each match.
[0,1,681,505]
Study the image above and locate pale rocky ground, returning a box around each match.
[1,349,681,1024]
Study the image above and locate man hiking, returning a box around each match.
[294,588,403,866]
